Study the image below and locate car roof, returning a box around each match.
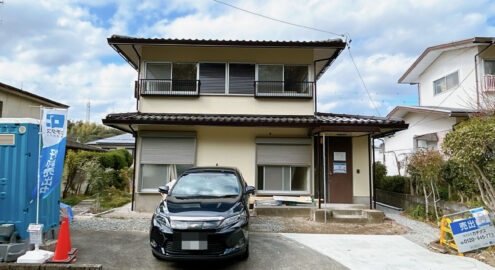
[182,166,240,175]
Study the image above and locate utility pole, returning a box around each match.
[86,100,91,123]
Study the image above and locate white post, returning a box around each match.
[323,133,327,223]
[36,106,43,225]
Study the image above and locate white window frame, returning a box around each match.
[255,64,311,94]
[432,70,459,96]
[143,61,172,79]
[257,165,311,195]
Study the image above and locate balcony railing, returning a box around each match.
[254,81,314,98]
[483,75,495,92]
[137,79,200,96]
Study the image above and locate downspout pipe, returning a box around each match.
[132,45,141,112]
[372,136,376,209]
[368,134,373,209]
[129,124,137,211]
[475,42,494,110]
[316,133,321,209]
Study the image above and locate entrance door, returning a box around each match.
[327,137,353,203]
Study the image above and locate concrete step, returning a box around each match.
[77,199,95,206]
[328,214,368,224]
[332,209,363,216]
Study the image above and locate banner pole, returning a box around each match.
[36,106,43,225]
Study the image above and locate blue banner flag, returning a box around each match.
[32,108,68,199]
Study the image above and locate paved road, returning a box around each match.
[283,234,494,270]
[71,230,348,270]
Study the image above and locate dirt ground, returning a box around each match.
[430,240,495,268]
[249,216,409,235]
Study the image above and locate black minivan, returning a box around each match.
[150,167,255,260]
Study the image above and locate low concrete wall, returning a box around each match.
[376,189,471,214]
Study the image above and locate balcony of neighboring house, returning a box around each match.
[483,59,495,92]
[135,62,314,98]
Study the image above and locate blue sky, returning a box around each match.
[1,0,495,123]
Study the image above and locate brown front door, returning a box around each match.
[327,137,353,203]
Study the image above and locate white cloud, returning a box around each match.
[1,0,495,124]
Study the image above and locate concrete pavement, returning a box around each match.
[282,234,494,270]
[71,230,348,270]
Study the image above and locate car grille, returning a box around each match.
[165,234,226,256]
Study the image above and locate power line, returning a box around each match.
[346,42,382,116]
[212,0,384,116]
[212,0,344,38]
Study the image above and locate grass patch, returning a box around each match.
[97,188,132,211]
[61,195,89,206]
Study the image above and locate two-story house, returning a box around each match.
[383,37,495,175]
[102,35,407,212]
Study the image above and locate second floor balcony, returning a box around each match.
[137,63,314,98]
[137,79,314,98]
[483,74,495,92]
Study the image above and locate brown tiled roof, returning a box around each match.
[103,112,406,129]
[107,35,346,48]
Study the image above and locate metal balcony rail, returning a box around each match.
[137,79,200,96]
[255,81,314,98]
[483,75,495,92]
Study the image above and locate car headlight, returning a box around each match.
[220,211,247,228]
[155,206,171,228]
[155,213,171,228]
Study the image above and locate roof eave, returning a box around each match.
[398,37,495,84]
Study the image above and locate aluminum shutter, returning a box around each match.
[229,64,255,94]
[141,137,195,164]
[199,63,225,94]
[256,140,311,166]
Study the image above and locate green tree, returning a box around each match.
[67,120,123,143]
[443,117,495,210]
[407,150,444,221]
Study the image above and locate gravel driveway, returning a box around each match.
[377,205,439,247]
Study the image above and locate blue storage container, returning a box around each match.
[0,119,60,239]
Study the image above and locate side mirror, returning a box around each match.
[245,186,256,195]
[158,185,169,194]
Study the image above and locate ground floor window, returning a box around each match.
[139,133,196,192]
[141,164,193,191]
[257,165,309,192]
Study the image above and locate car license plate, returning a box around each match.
[181,232,207,250]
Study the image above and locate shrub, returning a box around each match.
[61,195,83,206]
[379,175,408,193]
[373,162,387,189]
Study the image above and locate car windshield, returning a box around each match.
[171,172,241,197]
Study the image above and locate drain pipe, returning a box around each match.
[132,45,141,112]
[475,42,494,110]
[316,132,321,209]
[129,124,137,211]
[323,133,327,222]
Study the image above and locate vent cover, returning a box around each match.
[0,134,15,145]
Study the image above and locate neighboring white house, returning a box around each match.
[383,37,495,175]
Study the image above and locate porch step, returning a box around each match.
[331,209,363,216]
[328,213,367,224]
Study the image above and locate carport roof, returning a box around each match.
[102,112,407,133]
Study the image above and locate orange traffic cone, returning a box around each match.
[47,219,75,263]
[64,217,78,255]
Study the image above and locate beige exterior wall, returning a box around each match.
[140,46,315,65]
[139,96,314,115]
[137,46,316,115]
[0,90,54,119]
[352,136,370,198]
[133,125,311,212]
